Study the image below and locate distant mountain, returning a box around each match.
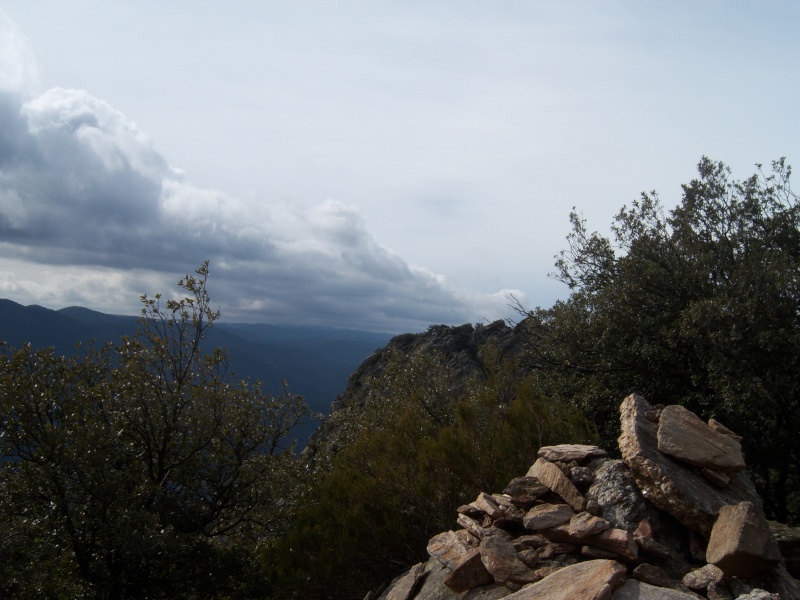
[0,299,393,447]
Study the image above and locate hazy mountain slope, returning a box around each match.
[0,299,392,446]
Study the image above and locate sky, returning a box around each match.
[1,2,799,333]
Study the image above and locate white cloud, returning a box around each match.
[0,23,520,331]
[0,10,39,97]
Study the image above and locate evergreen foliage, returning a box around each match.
[0,264,309,599]
[521,158,800,522]
[267,343,594,599]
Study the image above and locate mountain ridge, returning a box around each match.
[0,298,394,446]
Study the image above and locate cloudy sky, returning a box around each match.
[1,2,799,332]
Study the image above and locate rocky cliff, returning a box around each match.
[303,320,526,460]
[371,395,800,600]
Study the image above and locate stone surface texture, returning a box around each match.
[427,530,474,570]
[706,501,781,577]
[522,503,574,530]
[618,394,762,536]
[502,559,626,600]
[611,580,701,599]
[538,444,609,463]
[527,458,587,512]
[657,405,745,473]
[442,549,492,593]
[386,562,426,600]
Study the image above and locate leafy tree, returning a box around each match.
[521,158,800,522]
[0,263,309,599]
[267,342,593,599]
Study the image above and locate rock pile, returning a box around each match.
[374,394,800,600]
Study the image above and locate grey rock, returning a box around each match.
[585,458,662,532]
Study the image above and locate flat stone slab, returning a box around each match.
[618,394,762,536]
[503,477,550,508]
[523,503,575,531]
[503,559,626,600]
[538,444,609,463]
[528,458,587,512]
[657,405,745,473]
[541,524,638,561]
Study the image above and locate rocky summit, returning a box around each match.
[370,394,800,600]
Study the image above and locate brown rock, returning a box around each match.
[443,548,493,593]
[538,444,609,463]
[457,514,491,539]
[708,418,743,442]
[581,546,627,560]
[681,563,724,590]
[503,559,626,600]
[513,534,550,550]
[472,492,504,519]
[503,477,551,508]
[480,534,538,585]
[657,405,745,473]
[386,562,425,600]
[769,520,800,578]
[632,564,699,596]
[703,468,731,488]
[396,557,508,600]
[516,549,540,568]
[568,512,612,537]
[611,579,700,599]
[458,504,486,519]
[618,394,762,536]
[528,458,587,512]
[523,503,575,531]
[542,523,638,561]
[538,542,578,559]
[635,519,654,539]
[706,501,781,577]
[427,530,474,569]
[635,535,690,580]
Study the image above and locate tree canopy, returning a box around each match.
[521,157,800,522]
[0,263,309,599]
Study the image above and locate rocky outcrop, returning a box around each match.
[376,395,800,600]
[304,321,526,462]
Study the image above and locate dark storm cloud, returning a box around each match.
[0,84,514,330]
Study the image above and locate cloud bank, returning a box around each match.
[0,13,523,332]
